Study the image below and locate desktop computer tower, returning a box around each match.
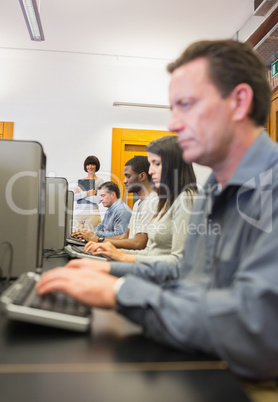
[44,177,68,251]
[0,140,46,278]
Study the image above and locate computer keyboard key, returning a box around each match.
[0,272,92,332]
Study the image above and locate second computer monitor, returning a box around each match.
[44,177,68,251]
[66,190,74,238]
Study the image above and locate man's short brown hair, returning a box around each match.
[167,40,271,126]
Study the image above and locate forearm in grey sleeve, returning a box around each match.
[95,220,124,237]
[99,213,130,237]
[116,276,215,354]
[117,272,278,379]
[110,259,181,284]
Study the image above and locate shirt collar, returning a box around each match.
[205,132,278,191]
[108,198,121,212]
[139,190,156,205]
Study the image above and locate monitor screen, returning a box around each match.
[0,140,46,278]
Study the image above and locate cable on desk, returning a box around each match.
[43,249,69,259]
[0,241,14,293]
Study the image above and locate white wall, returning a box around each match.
[0,48,211,191]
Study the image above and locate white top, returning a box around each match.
[125,191,193,264]
[128,191,158,239]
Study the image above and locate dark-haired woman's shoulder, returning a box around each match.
[174,191,195,215]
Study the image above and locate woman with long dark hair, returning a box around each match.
[85,136,197,264]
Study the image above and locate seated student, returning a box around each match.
[74,156,158,249]
[85,136,196,264]
[37,40,278,380]
[76,181,132,239]
[102,156,158,249]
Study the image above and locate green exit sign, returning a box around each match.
[271,60,278,77]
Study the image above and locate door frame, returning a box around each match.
[111,128,176,209]
[269,88,278,142]
[0,122,14,139]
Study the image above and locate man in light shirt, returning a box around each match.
[75,181,132,240]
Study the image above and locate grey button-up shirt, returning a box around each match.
[113,132,278,379]
[94,199,131,237]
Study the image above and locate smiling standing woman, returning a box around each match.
[85,135,197,264]
[73,155,104,230]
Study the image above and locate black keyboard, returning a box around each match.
[66,236,86,246]
[64,244,110,261]
[1,272,92,332]
[73,244,111,260]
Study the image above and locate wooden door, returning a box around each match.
[269,89,278,142]
[0,122,14,139]
[111,128,176,209]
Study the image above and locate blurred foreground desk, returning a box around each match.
[0,308,251,402]
[0,255,252,402]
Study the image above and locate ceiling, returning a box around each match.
[255,23,278,68]
[251,6,278,69]
[0,0,259,61]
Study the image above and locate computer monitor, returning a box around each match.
[66,190,74,238]
[0,140,46,278]
[44,177,68,251]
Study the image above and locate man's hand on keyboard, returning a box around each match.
[72,229,98,243]
[66,258,111,273]
[36,266,117,309]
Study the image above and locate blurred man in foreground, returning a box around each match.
[37,40,278,380]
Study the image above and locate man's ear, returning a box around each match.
[230,83,253,122]
[138,172,146,182]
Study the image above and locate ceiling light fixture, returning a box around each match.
[113,102,170,110]
[19,0,45,41]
